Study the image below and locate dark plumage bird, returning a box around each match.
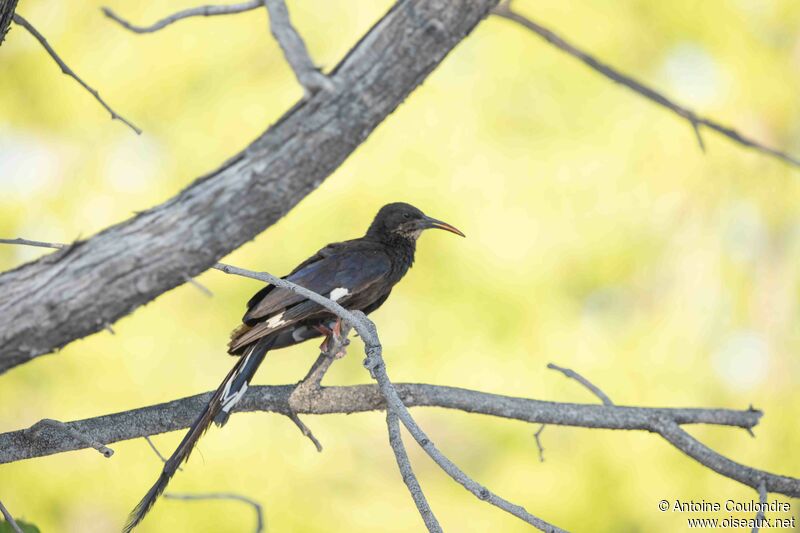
[124,202,464,531]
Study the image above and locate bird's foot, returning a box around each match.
[316,320,348,358]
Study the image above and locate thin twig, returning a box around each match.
[182,274,214,297]
[12,14,141,135]
[533,424,546,463]
[263,0,334,97]
[652,417,799,498]
[752,480,767,533]
[286,412,322,452]
[164,493,264,533]
[25,418,114,458]
[102,1,262,34]
[492,1,800,168]
[0,500,23,533]
[386,411,442,533]
[547,363,614,406]
[143,435,182,470]
[0,238,64,250]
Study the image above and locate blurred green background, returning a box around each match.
[1,1,799,531]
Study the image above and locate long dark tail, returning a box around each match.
[123,337,274,532]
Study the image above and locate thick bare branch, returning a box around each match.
[492,1,800,168]
[263,0,334,96]
[0,0,501,374]
[0,383,760,461]
[386,411,442,533]
[12,14,141,134]
[102,1,261,33]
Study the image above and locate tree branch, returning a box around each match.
[263,0,334,97]
[141,436,263,531]
[11,14,141,134]
[752,480,767,533]
[102,1,262,34]
[0,0,501,374]
[356,313,564,533]
[0,499,23,533]
[547,363,613,406]
[386,411,442,533]
[163,493,264,533]
[492,1,800,168]
[285,411,323,452]
[24,418,114,459]
[651,417,798,498]
[0,384,771,472]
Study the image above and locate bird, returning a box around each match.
[124,202,464,531]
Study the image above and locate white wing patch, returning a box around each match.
[330,287,349,301]
[265,312,285,329]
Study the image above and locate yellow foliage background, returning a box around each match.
[1,1,799,531]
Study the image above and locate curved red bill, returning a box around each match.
[424,216,466,237]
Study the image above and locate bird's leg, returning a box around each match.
[329,318,349,359]
[314,324,333,352]
[313,319,348,357]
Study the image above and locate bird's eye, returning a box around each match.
[403,213,410,219]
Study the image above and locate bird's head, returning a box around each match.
[367,202,465,242]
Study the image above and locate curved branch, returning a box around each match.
[0,0,501,374]
[163,493,264,533]
[493,1,800,168]
[386,411,441,532]
[11,14,141,134]
[102,1,262,34]
[263,0,334,96]
[652,418,799,499]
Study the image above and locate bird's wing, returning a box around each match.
[228,246,390,353]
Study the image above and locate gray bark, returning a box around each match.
[0,0,499,373]
[0,382,760,464]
